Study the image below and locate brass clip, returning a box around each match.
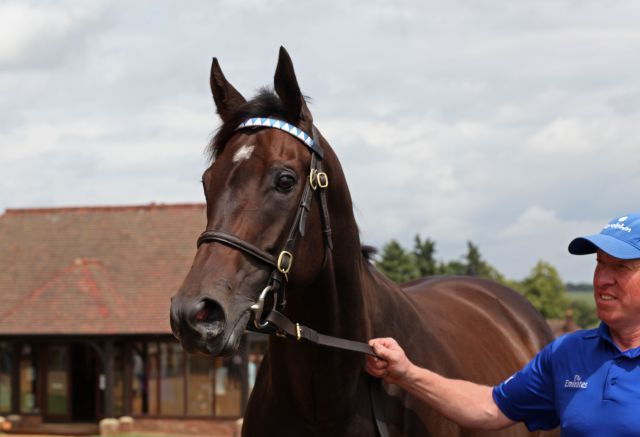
[295,323,302,341]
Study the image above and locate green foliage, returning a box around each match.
[518,260,569,319]
[374,236,592,325]
[569,298,598,328]
[437,259,466,276]
[435,241,506,284]
[375,239,419,283]
[413,234,437,276]
[376,236,506,285]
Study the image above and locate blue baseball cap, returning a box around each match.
[568,212,640,259]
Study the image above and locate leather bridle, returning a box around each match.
[196,118,333,328]
[196,117,389,437]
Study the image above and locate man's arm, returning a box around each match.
[365,337,516,431]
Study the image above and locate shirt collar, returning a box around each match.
[585,322,640,359]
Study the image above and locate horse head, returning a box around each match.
[170,47,338,357]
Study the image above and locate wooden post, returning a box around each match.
[104,339,114,418]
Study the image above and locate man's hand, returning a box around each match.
[365,337,413,385]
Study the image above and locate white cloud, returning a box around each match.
[0,1,109,68]
[3,0,640,283]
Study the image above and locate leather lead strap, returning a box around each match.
[265,310,375,356]
[263,309,390,437]
[369,377,390,437]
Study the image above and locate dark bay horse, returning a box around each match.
[170,47,556,436]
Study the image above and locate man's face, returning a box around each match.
[593,250,640,332]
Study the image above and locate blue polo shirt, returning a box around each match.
[492,323,640,436]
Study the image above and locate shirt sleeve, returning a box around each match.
[492,341,560,431]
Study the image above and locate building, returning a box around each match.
[0,204,266,435]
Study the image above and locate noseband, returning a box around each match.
[196,117,333,328]
[196,117,388,437]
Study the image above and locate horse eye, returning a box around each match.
[275,173,297,192]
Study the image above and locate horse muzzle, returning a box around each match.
[170,295,248,356]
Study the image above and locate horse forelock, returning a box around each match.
[207,88,312,162]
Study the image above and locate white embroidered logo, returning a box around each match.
[603,217,632,232]
[564,374,588,389]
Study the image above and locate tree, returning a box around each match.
[518,260,569,319]
[569,299,598,328]
[435,241,506,283]
[375,239,419,283]
[413,234,437,276]
[464,241,483,276]
[437,259,466,276]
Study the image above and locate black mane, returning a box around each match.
[207,88,298,162]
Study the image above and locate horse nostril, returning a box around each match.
[190,298,225,336]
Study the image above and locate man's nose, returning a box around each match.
[594,266,615,288]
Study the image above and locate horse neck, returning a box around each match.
[266,230,371,419]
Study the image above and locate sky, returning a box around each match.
[2,0,640,283]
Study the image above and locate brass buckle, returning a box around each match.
[277,251,293,280]
[309,169,329,190]
[316,171,329,188]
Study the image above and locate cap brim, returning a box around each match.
[568,234,640,259]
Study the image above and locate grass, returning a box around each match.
[566,290,594,305]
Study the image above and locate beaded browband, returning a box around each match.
[236,117,323,158]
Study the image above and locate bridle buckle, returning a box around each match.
[309,169,329,190]
[277,250,293,279]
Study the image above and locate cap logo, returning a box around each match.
[603,221,632,233]
[619,216,628,222]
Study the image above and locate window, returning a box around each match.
[187,354,213,416]
[131,343,148,415]
[46,346,68,416]
[129,337,267,418]
[159,343,184,415]
[214,354,242,417]
[19,345,38,413]
[247,336,267,393]
[0,343,11,413]
[113,344,124,417]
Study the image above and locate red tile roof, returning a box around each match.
[0,204,206,335]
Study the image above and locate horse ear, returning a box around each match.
[210,58,247,122]
[274,46,313,128]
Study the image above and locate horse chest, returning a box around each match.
[243,355,375,436]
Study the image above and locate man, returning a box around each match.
[366,212,640,435]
